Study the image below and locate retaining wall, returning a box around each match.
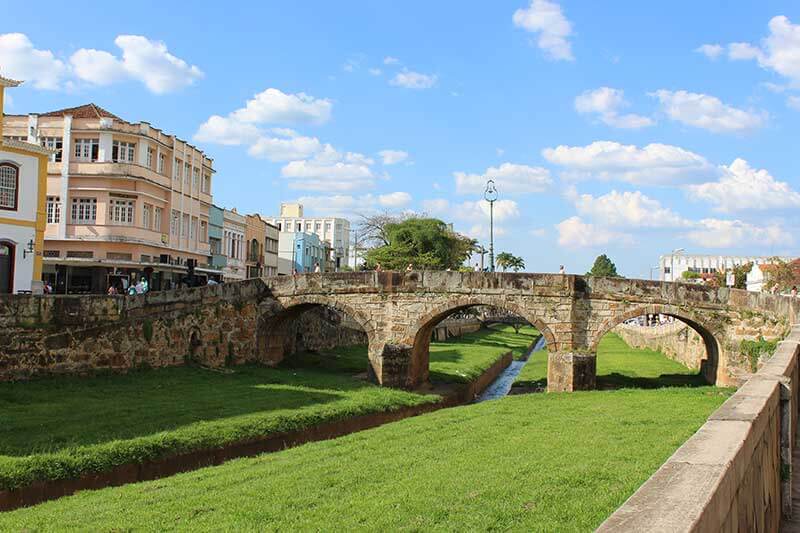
[599,325,800,532]
[614,322,706,370]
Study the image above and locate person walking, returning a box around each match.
[559,265,566,275]
[313,262,321,273]
[375,262,382,272]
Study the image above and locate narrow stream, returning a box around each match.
[475,335,547,402]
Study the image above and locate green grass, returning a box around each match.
[0,366,438,491]
[289,325,541,384]
[514,332,705,389]
[0,386,731,531]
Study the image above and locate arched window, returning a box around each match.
[0,163,19,211]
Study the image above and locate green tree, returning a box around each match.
[497,252,526,272]
[364,218,477,271]
[764,258,800,292]
[587,254,621,277]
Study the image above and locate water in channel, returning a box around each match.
[475,335,547,402]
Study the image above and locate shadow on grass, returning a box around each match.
[596,372,708,390]
[0,365,354,456]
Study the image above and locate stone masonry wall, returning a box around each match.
[287,306,368,354]
[614,322,706,370]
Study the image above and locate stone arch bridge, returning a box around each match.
[0,272,795,391]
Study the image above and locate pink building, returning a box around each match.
[2,104,221,292]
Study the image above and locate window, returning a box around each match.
[200,220,208,243]
[174,158,182,180]
[306,223,312,231]
[46,196,60,223]
[112,141,135,163]
[41,137,63,162]
[171,210,180,236]
[154,207,163,232]
[325,222,332,231]
[109,198,135,225]
[184,163,190,185]
[142,203,152,229]
[296,223,302,232]
[315,222,321,231]
[182,214,189,237]
[277,222,282,231]
[190,216,197,240]
[3,135,26,142]
[71,198,97,223]
[202,173,210,193]
[158,153,165,174]
[74,138,99,161]
[146,148,154,168]
[0,164,18,210]
[192,168,199,193]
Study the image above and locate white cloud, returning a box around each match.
[231,88,332,125]
[542,141,715,185]
[247,129,323,162]
[789,95,800,110]
[368,68,382,76]
[454,163,552,194]
[70,35,203,94]
[378,149,409,165]
[556,216,633,248]
[687,158,800,212]
[0,33,68,90]
[378,192,412,208]
[725,16,800,86]
[512,0,574,61]
[651,89,766,133]
[573,190,690,228]
[423,198,520,223]
[384,56,400,65]
[530,228,547,237]
[696,44,725,59]
[685,219,790,248]
[280,147,376,192]
[574,87,654,129]
[389,69,437,89]
[193,115,262,145]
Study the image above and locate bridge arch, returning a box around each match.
[590,304,723,385]
[406,297,557,386]
[259,295,378,375]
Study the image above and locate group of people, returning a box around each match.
[107,277,149,296]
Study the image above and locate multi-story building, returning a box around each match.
[245,214,267,278]
[0,77,50,294]
[2,102,220,293]
[222,208,246,281]
[264,202,350,270]
[277,231,326,275]
[264,221,279,277]
[208,205,225,279]
[659,252,791,283]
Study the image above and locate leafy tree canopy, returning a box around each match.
[364,218,477,271]
[587,254,621,277]
[496,252,526,272]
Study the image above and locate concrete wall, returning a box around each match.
[614,322,706,370]
[598,326,800,532]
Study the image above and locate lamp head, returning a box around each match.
[484,180,498,202]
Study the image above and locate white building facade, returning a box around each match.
[659,253,790,283]
[222,208,246,281]
[264,203,350,270]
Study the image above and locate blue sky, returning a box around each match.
[3,1,800,277]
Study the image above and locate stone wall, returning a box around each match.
[287,306,368,353]
[614,322,706,370]
[431,318,482,341]
[598,326,800,531]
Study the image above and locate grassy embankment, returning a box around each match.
[0,325,528,492]
[0,385,730,531]
[514,332,707,390]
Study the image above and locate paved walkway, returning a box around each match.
[782,444,800,532]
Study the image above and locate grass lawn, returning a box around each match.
[290,325,541,383]
[0,366,438,491]
[514,332,704,389]
[0,386,731,531]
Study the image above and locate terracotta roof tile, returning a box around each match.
[38,103,124,121]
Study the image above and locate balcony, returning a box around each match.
[63,161,172,189]
[211,253,227,269]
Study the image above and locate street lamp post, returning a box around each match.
[484,180,498,273]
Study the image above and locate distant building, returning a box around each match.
[208,205,226,278]
[0,76,51,294]
[222,208,246,281]
[245,214,267,279]
[746,259,800,292]
[264,202,350,270]
[264,222,278,277]
[659,253,789,283]
[277,231,325,274]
